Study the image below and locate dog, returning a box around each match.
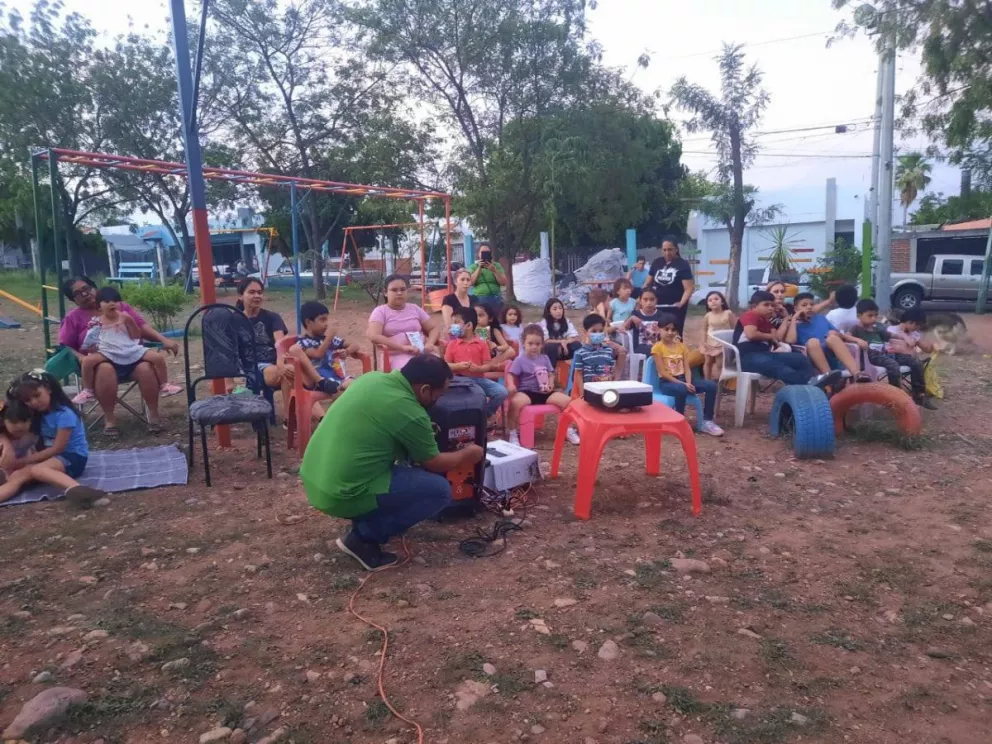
[888,309,969,355]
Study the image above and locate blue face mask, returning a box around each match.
[449,324,464,338]
[589,332,606,345]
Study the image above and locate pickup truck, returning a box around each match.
[891,254,989,310]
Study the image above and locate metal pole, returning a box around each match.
[48,150,66,321]
[418,200,426,308]
[333,230,347,313]
[170,0,229,446]
[290,182,301,333]
[868,57,883,258]
[875,40,896,315]
[31,153,51,351]
[444,197,453,291]
[975,221,992,314]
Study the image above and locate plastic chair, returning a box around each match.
[550,399,702,520]
[623,329,646,381]
[503,360,562,448]
[641,357,704,431]
[708,329,764,428]
[276,335,371,456]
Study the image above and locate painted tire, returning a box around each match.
[768,385,836,459]
[828,382,922,436]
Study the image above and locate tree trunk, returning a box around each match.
[488,218,516,302]
[728,119,748,309]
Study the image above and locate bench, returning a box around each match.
[109,262,157,284]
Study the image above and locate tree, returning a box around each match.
[209,0,434,298]
[671,44,770,308]
[350,0,594,297]
[760,225,803,275]
[806,237,862,298]
[0,1,130,275]
[895,152,932,226]
[911,190,992,226]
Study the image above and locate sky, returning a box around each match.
[8,0,965,220]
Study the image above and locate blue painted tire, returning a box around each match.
[768,385,836,459]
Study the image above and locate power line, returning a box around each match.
[655,29,835,61]
[681,150,873,159]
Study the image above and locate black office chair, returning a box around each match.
[183,303,273,486]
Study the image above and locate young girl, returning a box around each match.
[624,287,667,355]
[506,325,579,446]
[651,316,724,437]
[538,298,580,366]
[701,291,736,381]
[476,304,516,362]
[609,278,637,325]
[0,371,104,505]
[0,399,37,477]
[500,304,524,347]
[74,287,182,413]
[588,288,610,323]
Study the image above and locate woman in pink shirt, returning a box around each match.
[366,275,440,370]
[58,276,179,438]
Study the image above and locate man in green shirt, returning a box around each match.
[301,354,485,570]
[468,242,507,316]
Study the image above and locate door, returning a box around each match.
[935,258,968,299]
[968,258,988,302]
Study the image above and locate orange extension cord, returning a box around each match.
[346,536,425,744]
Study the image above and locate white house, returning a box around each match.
[689,178,864,302]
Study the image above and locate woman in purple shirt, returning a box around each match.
[58,276,179,437]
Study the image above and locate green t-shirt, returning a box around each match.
[300,370,440,518]
[468,262,503,297]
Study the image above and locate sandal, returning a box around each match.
[147,421,164,435]
[855,372,873,383]
[64,485,105,509]
[159,382,184,398]
[103,426,121,440]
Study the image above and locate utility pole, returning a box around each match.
[976,221,992,314]
[875,37,896,315]
[864,59,884,298]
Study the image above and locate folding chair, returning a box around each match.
[183,304,274,487]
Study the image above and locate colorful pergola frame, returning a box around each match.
[31,147,454,343]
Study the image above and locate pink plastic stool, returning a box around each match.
[519,404,561,448]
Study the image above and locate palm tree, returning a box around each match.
[761,225,803,275]
[896,153,933,226]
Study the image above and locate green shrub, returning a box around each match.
[807,238,863,298]
[120,282,187,331]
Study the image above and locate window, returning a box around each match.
[972,260,986,276]
[941,259,963,276]
[925,256,936,272]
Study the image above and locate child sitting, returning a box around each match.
[790,292,872,382]
[701,290,735,381]
[624,287,667,354]
[294,301,360,397]
[588,288,610,322]
[0,399,37,478]
[0,371,104,506]
[539,298,581,366]
[652,314,724,436]
[499,304,524,346]
[476,304,516,363]
[886,308,934,356]
[506,325,579,446]
[571,314,626,396]
[73,287,182,424]
[733,291,842,389]
[609,278,637,325]
[825,284,860,333]
[851,299,934,408]
[443,307,509,418]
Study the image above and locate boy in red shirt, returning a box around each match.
[444,307,508,417]
[732,290,842,389]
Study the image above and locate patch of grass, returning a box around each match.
[205,697,247,728]
[491,671,530,696]
[857,552,923,592]
[330,574,360,591]
[759,638,797,669]
[972,539,992,553]
[634,560,672,589]
[759,589,792,611]
[637,718,670,744]
[712,706,829,744]
[436,590,460,600]
[835,580,875,604]
[515,608,539,620]
[572,569,599,590]
[646,604,686,624]
[546,633,570,650]
[68,686,158,730]
[365,700,390,726]
[846,421,932,451]
[810,629,864,652]
[660,685,707,716]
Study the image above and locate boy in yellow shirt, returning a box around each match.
[651,314,724,436]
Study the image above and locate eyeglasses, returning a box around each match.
[72,286,94,298]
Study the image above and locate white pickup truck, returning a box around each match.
[891,254,989,310]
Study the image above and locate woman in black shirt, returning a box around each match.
[644,237,694,337]
[235,277,292,389]
[440,269,477,334]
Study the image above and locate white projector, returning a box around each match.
[583,380,653,410]
[484,439,540,491]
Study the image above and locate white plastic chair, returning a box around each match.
[623,329,646,382]
[708,329,763,428]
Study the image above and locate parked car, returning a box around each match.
[691,267,808,306]
[890,254,989,310]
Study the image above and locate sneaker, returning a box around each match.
[159,382,183,397]
[335,530,398,571]
[700,420,724,437]
[508,430,520,446]
[63,485,105,509]
[916,395,939,410]
[566,427,581,445]
[809,370,843,391]
[72,389,95,404]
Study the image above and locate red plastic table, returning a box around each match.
[550,399,702,520]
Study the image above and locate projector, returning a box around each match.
[583,380,653,410]
[484,439,540,491]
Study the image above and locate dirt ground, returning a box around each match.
[1,289,992,744]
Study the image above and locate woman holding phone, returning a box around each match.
[469,242,507,316]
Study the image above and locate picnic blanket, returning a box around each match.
[1,445,188,507]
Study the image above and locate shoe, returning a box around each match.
[63,485,105,509]
[566,427,581,445]
[72,389,94,404]
[508,430,520,446]
[336,530,398,571]
[159,382,184,398]
[809,370,843,391]
[917,395,938,410]
[700,420,724,437]
[315,378,340,396]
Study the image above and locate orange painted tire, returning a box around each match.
[829,383,922,436]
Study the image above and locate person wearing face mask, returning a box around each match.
[443,307,509,419]
[300,354,485,571]
[468,242,507,315]
[571,314,626,396]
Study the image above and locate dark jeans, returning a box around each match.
[455,375,508,417]
[544,341,582,366]
[476,294,503,317]
[866,349,924,393]
[739,350,814,385]
[352,465,452,545]
[656,374,718,420]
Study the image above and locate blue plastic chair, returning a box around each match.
[641,356,704,431]
[564,355,580,396]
